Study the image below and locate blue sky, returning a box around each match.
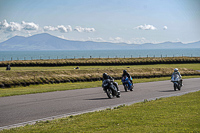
[0,0,199,44]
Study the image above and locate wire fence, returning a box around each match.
[0,54,196,61]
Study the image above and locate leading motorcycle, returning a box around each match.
[171,74,182,91]
[102,79,120,99]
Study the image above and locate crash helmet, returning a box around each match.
[174,68,178,72]
[123,70,127,74]
[103,73,108,79]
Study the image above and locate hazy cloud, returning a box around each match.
[0,20,21,32]
[57,25,72,33]
[134,24,157,30]
[43,26,57,31]
[87,37,105,42]
[21,21,39,30]
[74,26,95,32]
[0,20,39,32]
[0,20,9,28]
[57,35,66,39]
[163,26,168,30]
[44,25,72,33]
[108,37,150,44]
[130,37,147,44]
[44,25,95,33]
[57,25,68,33]
[1,19,95,34]
[109,37,125,43]
[8,22,21,31]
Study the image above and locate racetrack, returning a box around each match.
[0,78,200,129]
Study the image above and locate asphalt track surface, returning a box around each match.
[0,78,200,130]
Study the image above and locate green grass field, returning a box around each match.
[1,90,199,133]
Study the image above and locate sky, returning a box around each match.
[0,0,199,44]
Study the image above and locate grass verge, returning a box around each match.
[0,76,199,97]
[1,90,199,133]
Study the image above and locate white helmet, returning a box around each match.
[174,68,178,72]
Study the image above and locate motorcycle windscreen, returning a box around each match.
[171,74,180,82]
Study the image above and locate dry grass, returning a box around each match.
[0,66,199,88]
[0,57,199,66]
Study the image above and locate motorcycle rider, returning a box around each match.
[102,73,120,94]
[171,68,183,86]
[122,70,133,91]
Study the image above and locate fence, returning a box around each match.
[0,54,195,62]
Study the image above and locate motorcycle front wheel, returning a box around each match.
[106,88,113,99]
[174,83,177,91]
[124,84,128,92]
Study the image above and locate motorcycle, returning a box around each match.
[171,74,182,91]
[121,76,133,92]
[102,79,120,99]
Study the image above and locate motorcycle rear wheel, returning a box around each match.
[130,85,133,91]
[178,84,181,90]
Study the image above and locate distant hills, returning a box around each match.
[0,33,199,51]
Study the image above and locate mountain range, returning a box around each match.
[0,33,199,51]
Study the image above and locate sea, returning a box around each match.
[0,48,200,61]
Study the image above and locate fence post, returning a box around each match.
[147,55,148,58]
[11,57,12,61]
[161,54,162,58]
